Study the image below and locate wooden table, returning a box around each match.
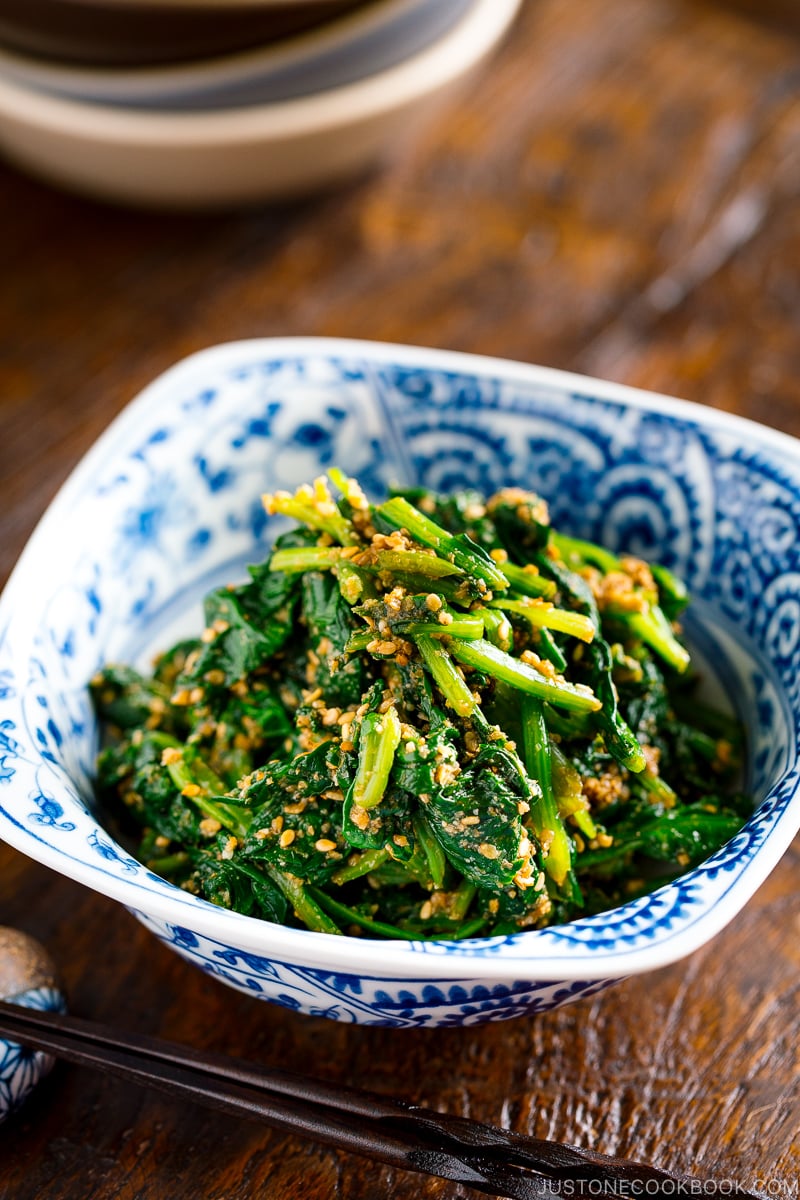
[1,0,798,1195]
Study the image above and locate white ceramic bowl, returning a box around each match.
[0,0,519,207]
[1,338,798,1028]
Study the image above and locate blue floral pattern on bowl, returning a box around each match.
[0,338,798,1026]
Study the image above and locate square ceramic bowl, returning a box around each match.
[1,338,798,1028]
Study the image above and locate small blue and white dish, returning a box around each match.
[0,338,798,1028]
[0,927,65,1122]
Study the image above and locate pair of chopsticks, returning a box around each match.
[0,999,759,1199]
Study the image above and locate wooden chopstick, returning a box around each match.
[0,1000,759,1199]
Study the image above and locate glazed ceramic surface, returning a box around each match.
[0,338,798,1027]
[0,0,473,110]
[0,987,65,1121]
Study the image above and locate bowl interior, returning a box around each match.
[0,0,473,111]
[1,340,798,978]
[0,0,372,66]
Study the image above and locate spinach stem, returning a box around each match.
[448,638,601,714]
[352,707,402,810]
[376,496,509,590]
[521,696,572,886]
[415,635,479,717]
[269,869,342,935]
[489,598,595,643]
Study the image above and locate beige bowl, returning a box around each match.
[0,0,520,208]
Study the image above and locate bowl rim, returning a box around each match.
[0,0,466,107]
[0,0,520,142]
[1,335,799,982]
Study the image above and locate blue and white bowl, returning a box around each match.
[0,338,798,1028]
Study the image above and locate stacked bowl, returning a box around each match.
[0,0,521,207]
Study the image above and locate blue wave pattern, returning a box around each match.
[0,345,798,1025]
[0,986,65,1122]
[135,911,620,1027]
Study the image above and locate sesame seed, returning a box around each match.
[349,805,370,831]
[279,829,296,848]
[284,800,308,815]
[315,838,337,852]
[369,639,398,655]
[464,503,486,520]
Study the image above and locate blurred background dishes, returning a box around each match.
[0,0,371,67]
[0,0,473,110]
[0,0,522,207]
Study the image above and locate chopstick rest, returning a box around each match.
[0,927,66,1123]
[0,994,761,1199]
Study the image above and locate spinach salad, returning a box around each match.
[92,471,749,940]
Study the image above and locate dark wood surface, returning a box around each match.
[1,0,799,1195]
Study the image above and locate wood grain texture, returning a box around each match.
[1,0,799,1196]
